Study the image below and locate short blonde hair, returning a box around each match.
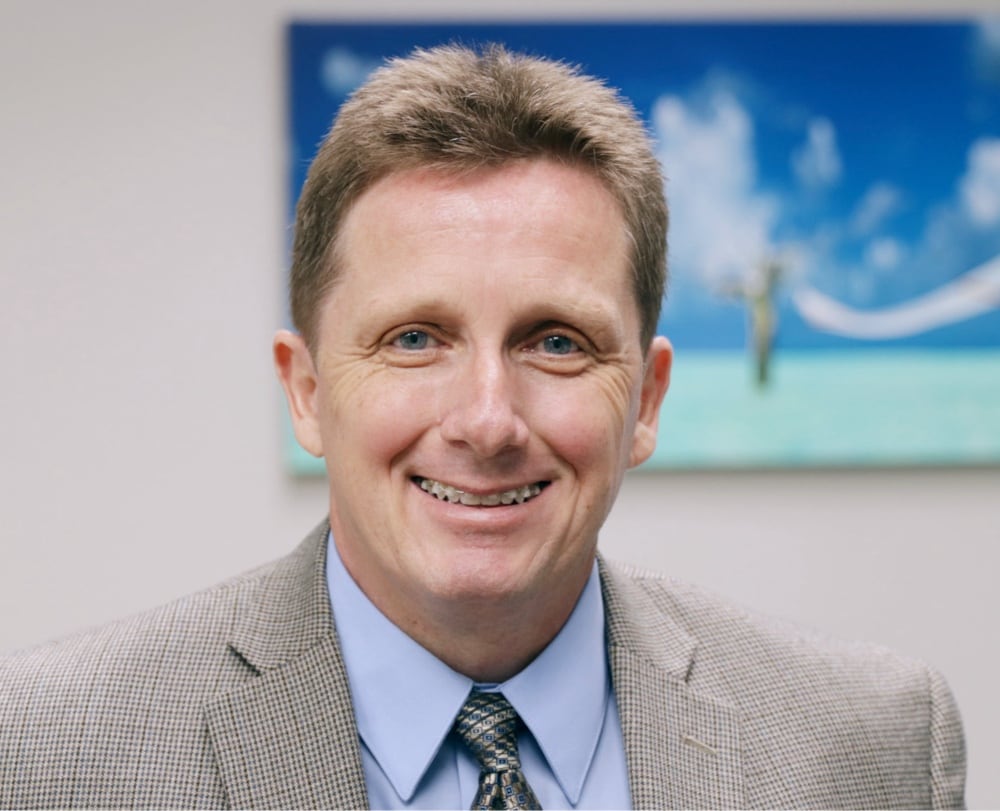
[291,43,668,349]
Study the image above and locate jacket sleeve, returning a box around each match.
[929,666,967,809]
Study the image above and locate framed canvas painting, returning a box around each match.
[286,19,1000,471]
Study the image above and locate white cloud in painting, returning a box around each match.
[831,136,1000,305]
[865,237,905,272]
[321,47,380,96]
[791,117,842,189]
[850,182,903,237]
[979,16,1000,50]
[905,136,1000,288]
[653,89,778,287]
[974,17,1000,84]
[960,136,1000,226]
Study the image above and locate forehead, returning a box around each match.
[351,158,621,234]
[336,159,632,288]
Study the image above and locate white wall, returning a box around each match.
[1,0,997,806]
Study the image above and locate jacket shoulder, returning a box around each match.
[2,553,275,696]
[602,559,966,809]
[0,530,322,808]
[605,558,932,692]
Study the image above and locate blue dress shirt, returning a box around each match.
[326,536,632,809]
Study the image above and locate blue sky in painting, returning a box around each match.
[288,20,1000,351]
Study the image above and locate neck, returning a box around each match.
[401,591,582,683]
[347,560,593,684]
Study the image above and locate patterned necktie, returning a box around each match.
[453,691,542,810]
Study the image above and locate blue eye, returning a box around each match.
[395,330,430,350]
[541,334,578,355]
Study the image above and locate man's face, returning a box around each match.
[276,158,671,628]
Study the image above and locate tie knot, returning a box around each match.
[454,691,524,772]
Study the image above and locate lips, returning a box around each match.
[413,476,548,506]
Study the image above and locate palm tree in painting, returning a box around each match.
[719,257,785,388]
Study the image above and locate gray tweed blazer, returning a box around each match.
[0,521,965,809]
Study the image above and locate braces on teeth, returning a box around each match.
[417,478,542,506]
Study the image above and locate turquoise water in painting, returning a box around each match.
[287,349,1000,474]
[648,349,1000,468]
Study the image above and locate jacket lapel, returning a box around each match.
[600,559,744,810]
[205,521,369,809]
[202,527,744,809]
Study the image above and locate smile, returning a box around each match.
[413,477,547,506]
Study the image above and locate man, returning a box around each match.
[0,45,964,809]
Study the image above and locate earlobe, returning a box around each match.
[273,329,325,457]
[628,336,672,468]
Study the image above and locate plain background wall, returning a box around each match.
[2,0,997,805]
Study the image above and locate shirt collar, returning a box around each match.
[499,560,610,803]
[326,534,609,804]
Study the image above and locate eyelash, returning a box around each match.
[385,326,589,357]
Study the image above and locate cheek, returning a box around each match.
[531,373,639,468]
[322,368,440,467]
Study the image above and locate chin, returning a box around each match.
[425,553,536,603]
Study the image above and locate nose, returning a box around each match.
[438,351,530,457]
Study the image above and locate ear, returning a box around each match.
[628,336,673,468]
[273,329,324,457]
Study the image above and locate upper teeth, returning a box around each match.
[418,478,542,506]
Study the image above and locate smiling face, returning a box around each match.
[276,158,671,660]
